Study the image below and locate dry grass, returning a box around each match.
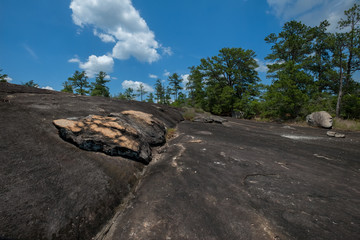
[333,118,360,131]
[182,108,196,121]
[166,128,177,140]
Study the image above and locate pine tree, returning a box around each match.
[68,70,90,95]
[61,81,73,93]
[168,73,183,101]
[154,79,165,104]
[0,69,8,83]
[146,93,155,103]
[90,71,110,97]
[136,83,148,101]
[23,80,39,88]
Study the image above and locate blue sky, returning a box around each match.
[0,0,357,97]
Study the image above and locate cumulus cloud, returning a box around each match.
[69,55,114,78]
[267,0,356,32]
[122,80,154,92]
[70,0,167,63]
[93,29,116,43]
[5,76,13,82]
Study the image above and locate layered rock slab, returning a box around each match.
[53,111,166,164]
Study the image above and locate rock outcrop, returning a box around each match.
[53,111,166,164]
[0,82,182,240]
[306,111,333,129]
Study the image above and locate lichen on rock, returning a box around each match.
[53,111,167,164]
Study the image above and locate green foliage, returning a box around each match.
[68,70,90,95]
[263,71,309,120]
[168,73,183,101]
[182,108,196,121]
[90,71,110,97]
[23,80,39,88]
[61,81,73,93]
[341,94,360,119]
[188,47,260,115]
[136,83,148,101]
[115,88,137,100]
[0,69,8,82]
[146,93,155,103]
[154,79,166,104]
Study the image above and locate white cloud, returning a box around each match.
[149,74,158,79]
[181,74,190,86]
[70,0,167,63]
[68,58,80,63]
[23,44,38,59]
[161,46,173,56]
[163,70,170,77]
[255,59,269,73]
[122,80,154,92]
[41,86,55,91]
[93,29,116,43]
[267,0,357,32]
[5,76,12,82]
[69,54,114,78]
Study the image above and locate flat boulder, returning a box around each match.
[53,111,166,164]
[306,111,333,129]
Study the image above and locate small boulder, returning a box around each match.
[335,133,346,138]
[326,131,345,138]
[306,111,333,129]
[326,131,336,137]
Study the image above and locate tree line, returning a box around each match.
[186,4,360,119]
[2,4,359,120]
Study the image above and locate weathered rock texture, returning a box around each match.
[193,114,228,124]
[53,111,166,164]
[0,82,182,240]
[306,111,333,128]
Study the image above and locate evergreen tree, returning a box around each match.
[23,80,39,88]
[193,47,260,115]
[68,70,90,95]
[338,3,360,85]
[335,4,360,117]
[168,73,183,101]
[0,69,8,82]
[186,66,206,107]
[264,21,315,119]
[136,83,148,101]
[90,71,110,97]
[146,93,155,103]
[123,88,136,100]
[61,81,73,93]
[154,79,165,104]
[331,33,348,118]
[308,20,334,92]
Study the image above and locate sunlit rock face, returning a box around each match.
[53,111,166,164]
[306,111,333,129]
